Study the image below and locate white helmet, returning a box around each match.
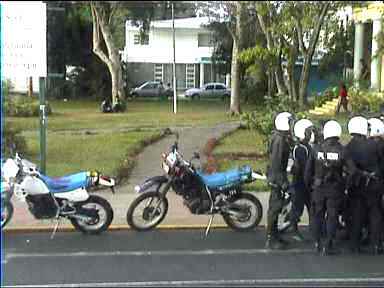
[348,116,368,136]
[275,112,293,131]
[368,118,384,137]
[323,120,342,140]
[294,119,314,142]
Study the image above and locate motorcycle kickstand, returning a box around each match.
[50,212,62,240]
[204,214,215,238]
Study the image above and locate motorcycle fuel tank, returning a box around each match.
[19,176,50,195]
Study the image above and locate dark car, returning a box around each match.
[129,81,172,98]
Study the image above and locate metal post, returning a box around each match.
[39,77,47,174]
[172,1,177,114]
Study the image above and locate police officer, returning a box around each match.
[368,118,384,250]
[286,119,314,241]
[265,112,294,250]
[305,120,356,255]
[345,116,383,254]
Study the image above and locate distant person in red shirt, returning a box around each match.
[336,82,348,114]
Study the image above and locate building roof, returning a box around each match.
[126,17,211,30]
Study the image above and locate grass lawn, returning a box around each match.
[5,98,252,181]
[213,129,269,191]
[24,130,162,178]
[7,99,253,132]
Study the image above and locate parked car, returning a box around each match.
[184,83,231,100]
[129,81,172,98]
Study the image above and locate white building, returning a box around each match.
[122,17,228,90]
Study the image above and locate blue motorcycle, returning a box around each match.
[127,136,265,235]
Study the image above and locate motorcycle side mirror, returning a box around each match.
[193,152,200,160]
[175,131,179,141]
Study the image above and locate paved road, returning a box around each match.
[2,229,384,287]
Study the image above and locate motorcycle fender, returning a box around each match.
[134,176,168,193]
[54,188,90,202]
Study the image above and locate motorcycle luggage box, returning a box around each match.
[198,165,252,189]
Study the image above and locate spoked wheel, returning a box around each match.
[126,191,168,231]
[277,199,292,233]
[222,192,263,231]
[1,202,13,229]
[70,195,114,234]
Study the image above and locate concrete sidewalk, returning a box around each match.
[4,190,310,232]
[3,122,309,233]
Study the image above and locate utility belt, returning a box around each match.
[314,172,342,187]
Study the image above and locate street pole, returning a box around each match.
[172,1,177,114]
[39,77,47,174]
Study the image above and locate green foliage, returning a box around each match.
[240,94,305,138]
[311,86,338,109]
[4,95,52,117]
[238,46,280,69]
[1,123,27,158]
[348,88,384,114]
[2,79,14,96]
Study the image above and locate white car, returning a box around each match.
[184,83,231,100]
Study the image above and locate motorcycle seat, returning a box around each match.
[197,166,252,189]
[39,172,91,193]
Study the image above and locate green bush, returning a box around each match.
[349,88,384,114]
[4,95,52,117]
[311,86,338,109]
[1,123,27,158]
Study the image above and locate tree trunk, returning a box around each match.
[297,3,330,106]
[230,38,241,115]
[91,3,126,107]
[298,57,311,106]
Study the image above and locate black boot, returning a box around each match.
[368,244,383,255]
[321,240,340,256]
[289,225,305,242]
[265,235,288,250]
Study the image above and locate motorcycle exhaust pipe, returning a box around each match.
[68,214,93,222]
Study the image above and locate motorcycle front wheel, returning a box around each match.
[222,192,263,231]
[70,195,114,234]
[1,202,14,229]
[126,191,168,231]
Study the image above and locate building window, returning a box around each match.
[134,33,149,45]
[198,33,213,47]
[154,64,163,82]
[185,64,195,88]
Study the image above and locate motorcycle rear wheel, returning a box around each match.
[126,191,168,231]
[222,192,263,231]
[1,202,13,229]
[70,195,114,234]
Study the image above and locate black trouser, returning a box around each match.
[311,185,343,247]
[289,181,311,227]
[349,181,383,249]
[336,97,348,113]
[267,185,284,237]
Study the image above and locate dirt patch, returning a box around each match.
[213,152,267,160]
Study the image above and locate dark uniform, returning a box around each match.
[266,130,292,245]
[305,137,356,254]
[345,134,384,253]
[289,142,311,230]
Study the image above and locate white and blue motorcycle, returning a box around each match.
[1,153,115,237]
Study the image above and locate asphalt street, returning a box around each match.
[1,228,384,287]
